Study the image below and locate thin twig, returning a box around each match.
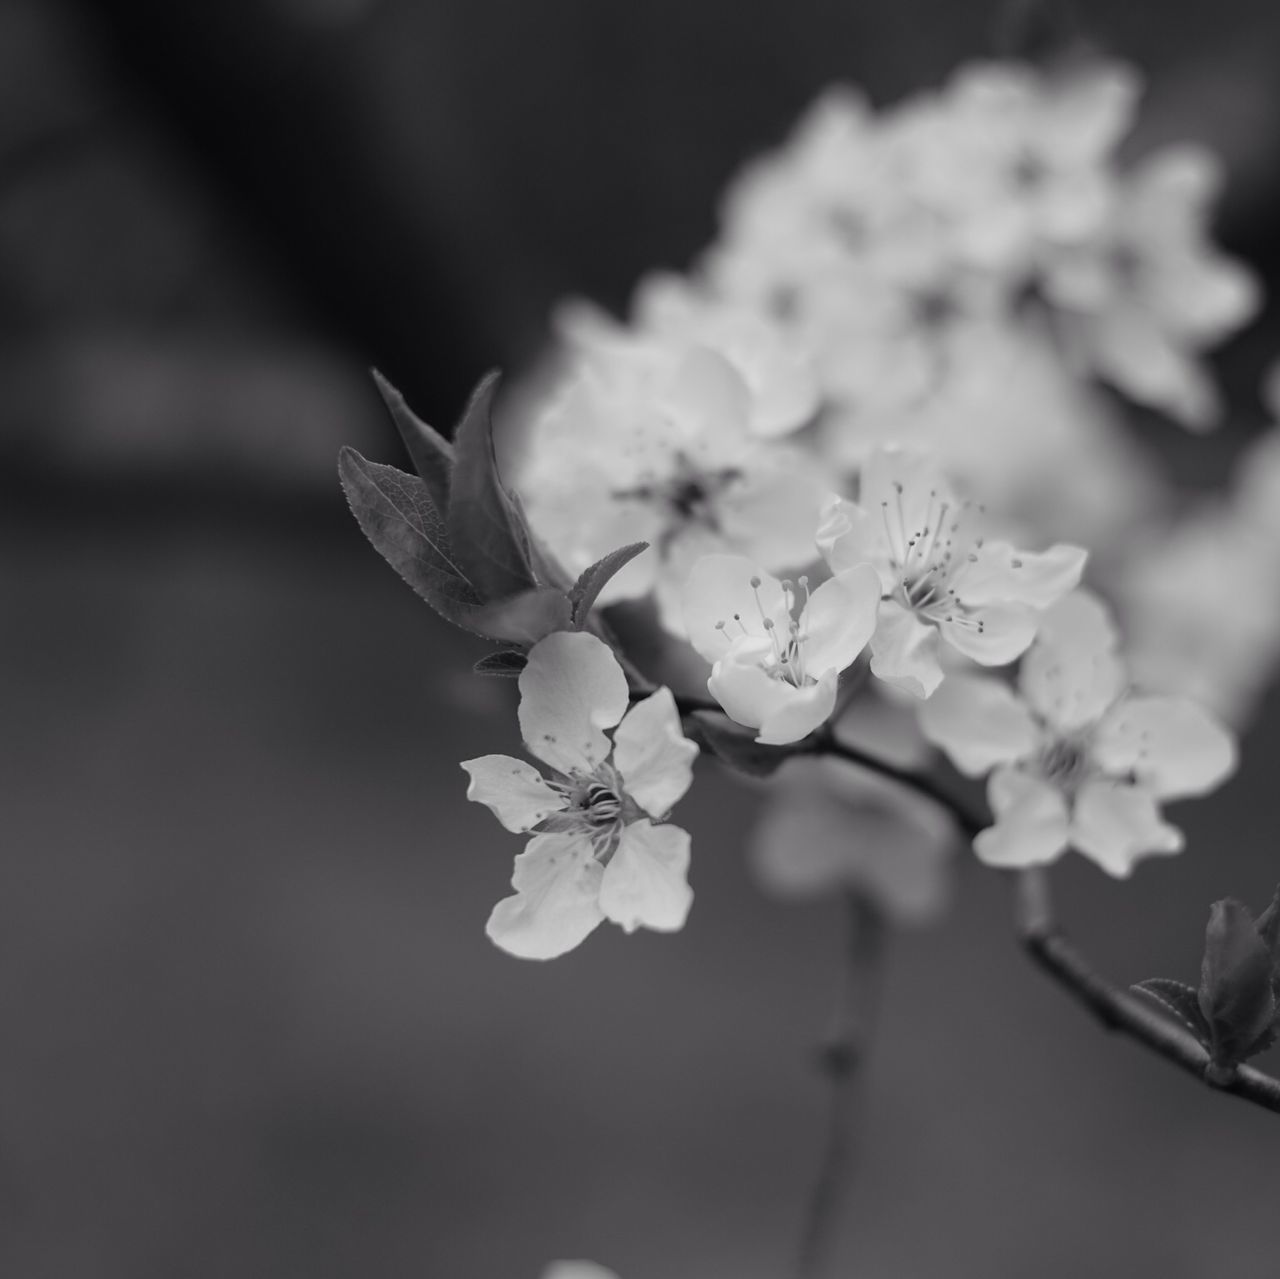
[795,891,886,1279]
[667,692,986,839]
[1013,869,1280,1116]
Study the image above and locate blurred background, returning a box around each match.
[4,1,1280,1276]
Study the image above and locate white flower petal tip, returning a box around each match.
[467,634,698,958]
[688,557,875,742]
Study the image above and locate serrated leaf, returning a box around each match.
[464,587,573,645]
[338,448,487,630]
[1199,898,1277,1066]
[569,542,649,625]
[688,710,801,778]
[371,369,454,513]
[1131,978,1212,1046]
[446,372,539,601]
[474,650,527,677]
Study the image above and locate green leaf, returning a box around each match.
[1199,898,1277,1066]
[1131,978,1211,1046]
[569,542,649,626]
[465,586,573,645]
[446,372,539,601]
[688,710,802,778]
[337,447,485,628]
[474,650,528,677]
[371,369,454,514]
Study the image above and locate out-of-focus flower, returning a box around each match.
[938,60,1140,274]
[519,346,825,633]
[1043,144,1258,429]
[919,593,1236,877]
[749,757,954,921]
[558,272,819,438]
[542,1264,620,1279]
[683,554,881,744]
[463,632,698,959]
[818,447,1086,698]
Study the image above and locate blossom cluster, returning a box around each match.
[342,52,1273,963]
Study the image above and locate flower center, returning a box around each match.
[614,452,742,537]
[714,574,814,688]
[1040,736,1092,797]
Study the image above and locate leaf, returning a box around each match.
[1254,883,1280,963]
[337,447,485,629]
[1131,978,1211,1046]
[446,372,539,600]
[464,587,574,645]
[371,369,454,513]
[1199,898,1277,1066]
[474,650,527,677]
[569,542,649,626]
[688,710,802,779]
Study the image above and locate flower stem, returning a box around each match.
[1013,869,1280,1116]
[795,891,886,1279]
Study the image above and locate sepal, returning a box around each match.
[688,710,805,778]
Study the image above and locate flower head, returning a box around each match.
[683,554,881,744]
[818,447,1087,698]
[919,592,1237,877]
[519,346,825,633]
[462,632,698,959]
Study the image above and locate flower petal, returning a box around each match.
[799,563,882,676]
[681,555,788,664]
[613,688,699,817]
[485,832,605,960]
[706,644,798,732]
[1093,696,1236,800]
[757,668,840,744]
[816,497,895,589]
[869,600,944,698]
[598,819,693,933]
[1019,639,1125,733]
[973,767,1070,868]
[543,1264,622,1279]
[938,602,1037,666]
[715,452,827,571]
[461,755,567,832]
[518,632,630,775]
[954,541,1087,609]
[917,674,1039,776]
[1070,780,1183,878]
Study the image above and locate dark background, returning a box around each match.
[3,2,1280,1276]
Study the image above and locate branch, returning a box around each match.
[795,891,886,1279]
[1013,869,1280,1116]
[668,692,986,840]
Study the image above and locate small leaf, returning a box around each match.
[338,448,486,629]
[1131,978,1212,1046]
[371,369,454,513]
[569,542,650,625]
[446,372,539,600]
[465,587,573,645]
[689,710,802,778]
[1199,898,1277,1066]
[1254,883,1280,962]
[474,650,527,677]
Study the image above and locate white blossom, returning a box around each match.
[817,447,1087,698]
[683,554,881,744]
[1042,144,1258,429]
[919,592,1237,877]
[463,632,698,959]
[519,346,825,634]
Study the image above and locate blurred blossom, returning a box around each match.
[517,346,826,633]
[749,758,954,923]
[542,1264,620,1279]
[1043,144,1259,429]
